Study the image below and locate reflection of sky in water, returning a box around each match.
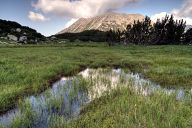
[0,68,191,127]
[80,68,192,101]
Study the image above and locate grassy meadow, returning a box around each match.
[0,43,192,127]
[61,88,192,128]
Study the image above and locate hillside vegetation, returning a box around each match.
[0,19,45,44]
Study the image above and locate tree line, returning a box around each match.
[107,15,192,46]
[55,30,107,42]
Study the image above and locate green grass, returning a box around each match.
[0,43,192,123]
[63,68,191,128]
[5,68,192,128]
[60,88,192,128]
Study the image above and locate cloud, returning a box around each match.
[64,18,78,28]
[28,11,49,22]
[151,0,192,25]
[151,12,192,25]
[171,0,192,18]
[32,0,140,18]
[151,12,167,22]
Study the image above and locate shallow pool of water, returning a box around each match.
[0,68,191,127]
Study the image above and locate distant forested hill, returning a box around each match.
[0,19,45,43]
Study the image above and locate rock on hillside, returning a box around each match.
[185,25,192,32]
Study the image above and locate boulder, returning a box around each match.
[19,36,27,42]
[29,39,38,43]
[7,34,18,41]
[0,37,8,40]
[16,28,21,32]
[51,36,57,40]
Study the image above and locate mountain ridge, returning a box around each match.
[57,12,145,34]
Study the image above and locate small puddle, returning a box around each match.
[0,68,191,127]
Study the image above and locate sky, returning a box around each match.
[0,0,191,36]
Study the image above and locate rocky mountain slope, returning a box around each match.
[185,25,192,31]
[58,12,145,34]
[0,19,45,43]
